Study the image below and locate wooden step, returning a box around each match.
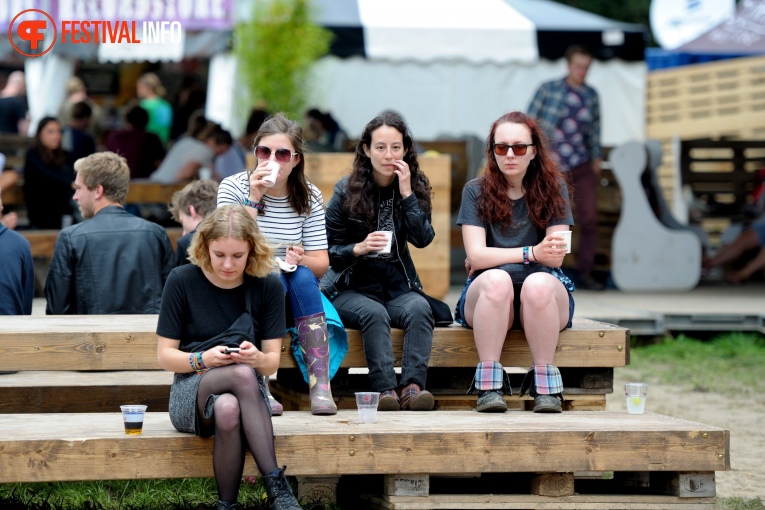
[0,411,729,483]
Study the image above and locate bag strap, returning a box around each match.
[245,277,253,315]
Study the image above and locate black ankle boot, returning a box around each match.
[216,500,241,510]
[262,466,302,510]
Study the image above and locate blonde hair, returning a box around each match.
[169,179,219,222]
[188,205,277,277]
[74,152,130,204]
[138,73,166,97]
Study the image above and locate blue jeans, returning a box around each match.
[331,290,434,391]
[279,266,323,321]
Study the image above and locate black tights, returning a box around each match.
[197,365,277,503]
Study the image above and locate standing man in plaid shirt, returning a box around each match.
[528,45,603,290]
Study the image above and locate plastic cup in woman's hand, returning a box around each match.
[262,161,280,187]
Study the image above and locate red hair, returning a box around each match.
[477,111,569,231]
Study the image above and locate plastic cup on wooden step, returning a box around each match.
[120,405,147,435]
[624,383,648,414]
[355,392,380,423]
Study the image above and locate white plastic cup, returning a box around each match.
[624,383,648,414]
[375,231,393,254]
[355,392,380,423]
[558,231,572,253]
[120,405,147,435]
[262,161,280,187]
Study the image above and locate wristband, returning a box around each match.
[531,245,536,262]
[523,246,530,266]
[244,198,264,211]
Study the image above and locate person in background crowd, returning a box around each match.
[169,179,220,267]
[45,152,174,314]
[61,101,97,162]
[0,186,34,315]
[105,105,166,179]
[218,113,346,416]
[0,71,29,135]
[215,108,270,180]
[703,219,765,284]
[22,117,76,229]
[150,122,232,184]
[58,77,104,142]
[455,111,575,414]
[528,45,603,290]
[137,73,173,146]
[170,74,207,142]
[304,108,349,153]
[321,111,437,411]
[156,205,302,510]
[0,152,19,229]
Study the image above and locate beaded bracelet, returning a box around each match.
[523,245,530,266]
[244,198,264,211]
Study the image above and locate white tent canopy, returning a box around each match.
[214,0,646,147]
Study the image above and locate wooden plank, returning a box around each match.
[0,370,172,413]
[363,493,716,509]
[0,316,629,371]
[2,181,188,208]
[20,228,185,259]
[0,411,729,482]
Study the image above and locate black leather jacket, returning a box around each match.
[320,176,435,300]
[45,206,174,314]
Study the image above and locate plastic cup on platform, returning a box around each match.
[374,231,393,254]
[624,383,648,414]
[355,392,380,423]
[558,231,572,253]
[121,405,147,435]
[262,161,280,187]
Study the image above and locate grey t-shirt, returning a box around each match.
[150,137,214,184]
[457,177,574,248]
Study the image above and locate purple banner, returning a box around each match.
[4,0,233,33]
[1,0,57,33]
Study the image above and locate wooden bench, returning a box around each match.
[20,227,185,259]
[0,315,627,414]
[0,410,729,508]
[0,316,731,508]
[1,181,188,209]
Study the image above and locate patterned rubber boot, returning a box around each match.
[263,376,283,416]
[296,312,337,415]
[519,364,564,413]
[262,466,302,510]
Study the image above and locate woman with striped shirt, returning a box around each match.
[217,113,341,415]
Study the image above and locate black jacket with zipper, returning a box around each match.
[320,176,435,301]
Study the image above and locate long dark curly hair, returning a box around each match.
[345,111,432,229]
[478,111,568,230]
[253,112,318,216]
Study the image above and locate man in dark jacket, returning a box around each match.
[45,151,174,314]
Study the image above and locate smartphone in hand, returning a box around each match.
[224,347,241,354]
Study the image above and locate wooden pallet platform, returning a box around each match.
[0,411,729,483]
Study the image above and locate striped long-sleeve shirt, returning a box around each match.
[217,171,328,258]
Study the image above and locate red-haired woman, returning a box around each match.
[455,111,575,414]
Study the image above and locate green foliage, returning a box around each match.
[628,332,765,394]
[549,0,655,45]
[235,0,333,118]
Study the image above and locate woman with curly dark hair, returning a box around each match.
[322,110,438,411]
[455,111,575,414]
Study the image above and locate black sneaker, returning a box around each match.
[533,394,563,413]
[476,390,507,412]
